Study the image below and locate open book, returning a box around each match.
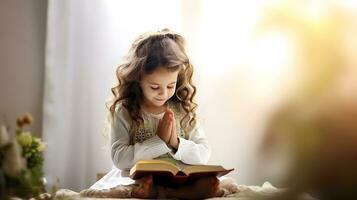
[130,159,234,184]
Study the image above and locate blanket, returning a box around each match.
[53,181,316,200]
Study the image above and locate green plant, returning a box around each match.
[0,114,46,199]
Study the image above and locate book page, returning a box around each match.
[130,159,234,181]
[130,159,179,176]
[182,165,227,175]
[155,158,232,176]
[155,157,187,171]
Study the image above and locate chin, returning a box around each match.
[156,102,166,107]
[153,100,166,107]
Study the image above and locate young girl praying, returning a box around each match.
[80,29,236,199]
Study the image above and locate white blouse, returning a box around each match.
[90,102,211,189]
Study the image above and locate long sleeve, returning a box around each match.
[169,122,211,165]
[110,105,171,170]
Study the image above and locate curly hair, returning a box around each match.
[107,29,197,134]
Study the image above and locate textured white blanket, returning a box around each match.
[53,181,316,200]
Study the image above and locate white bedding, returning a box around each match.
[53,181,316,200]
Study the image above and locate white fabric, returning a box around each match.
[169,126,211,164]
[43,0,182,191]
[225,182,317,200]
[89,166,135,189]
[110,105,171,170]
[55,181,317,200]
[90,103,211,189]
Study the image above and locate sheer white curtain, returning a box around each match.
[43,0,182,191]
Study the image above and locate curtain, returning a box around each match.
[43,0,182,191]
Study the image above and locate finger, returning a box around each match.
[168,109,175,121]
[161,119,170,132]
[169,118,175,136]
[170,114,175,128]
[167,121,173,133]
[159,116,169,129]
[168,119,174,130]
[157,119,163,129]
[162,120,169,130]
[171,114,174,121]
[163,109,171,120]
[171,123,175,136]
[161,121,172,143]
[161,114,170,125]
[164,113,173,123]
[166,108,174,116]
[164,109,174,120]
[162,117,171,130]
[168,113,173,121]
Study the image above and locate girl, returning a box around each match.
[80,29,231,199]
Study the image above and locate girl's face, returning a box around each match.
[140,66,179,108]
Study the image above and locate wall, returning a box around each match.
[0,0,47,136]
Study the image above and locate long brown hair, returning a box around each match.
[107,29,197,134]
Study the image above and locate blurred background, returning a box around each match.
[1,0,357,197]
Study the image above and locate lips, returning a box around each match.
[155,98,166,102]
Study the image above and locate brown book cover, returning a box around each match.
[129,159,234,184]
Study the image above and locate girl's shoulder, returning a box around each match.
[113,102,132,122]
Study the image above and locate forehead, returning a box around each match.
[142,67,179,84]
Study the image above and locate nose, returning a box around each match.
[159,88,167,97]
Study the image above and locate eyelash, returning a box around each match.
[151,86,175,90]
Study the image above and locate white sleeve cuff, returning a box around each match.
[143,135,171,158]
[169,135,210,165]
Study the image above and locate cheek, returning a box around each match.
[168,89,176,98]
[142,88,155,98]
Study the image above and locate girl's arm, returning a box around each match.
[169,123,211,165]
[110,105,171,170]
